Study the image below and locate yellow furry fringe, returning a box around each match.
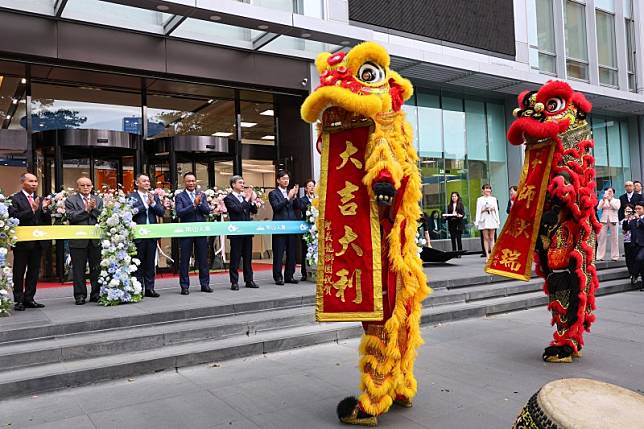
[358,111,431,416]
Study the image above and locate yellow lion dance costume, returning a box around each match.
[301,42,430,426]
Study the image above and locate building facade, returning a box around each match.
[0,0,643,258]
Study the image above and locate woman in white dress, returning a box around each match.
[475,184,500,258]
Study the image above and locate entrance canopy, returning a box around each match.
[1,0,643,116]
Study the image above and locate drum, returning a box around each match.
[513,378,644,429]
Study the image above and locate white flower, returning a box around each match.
[2,267,10,275]
[0,248,7,256]
[102,240,111,248]
[129,265,138,273]
[109,278,120,287]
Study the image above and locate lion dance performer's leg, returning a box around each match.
[339,120,429,426]
[542,215,599,363]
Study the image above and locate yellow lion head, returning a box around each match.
[301,42,414,125]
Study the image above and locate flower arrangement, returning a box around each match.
[97,187,142,305]
[153,187,175,218]
[303,197,319,267]
[46,188,72,225]
[252,186,266,209]
[0,192,18,316]
[203,187,229,220]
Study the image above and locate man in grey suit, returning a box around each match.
[64,177,103,305]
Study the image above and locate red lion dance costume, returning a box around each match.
[301,42,430,426]
[487,81,600,363]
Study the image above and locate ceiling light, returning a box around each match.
[156,5,169,11]
[259,109,274,116]
[240,122,257,128]
[212,132,233,137]
[207,99,214,104]
[261,135,275,140]
[301,33,311,38]
[11,99,17,104]
[4,115,10,120]
[20,78,26,84]
[340,40,351,45]
[209,15,221,21]
[258,24,269,30]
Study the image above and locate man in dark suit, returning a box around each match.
[623,201,644,290]
[618,180,642,221]
[269,170,300,285]
[9,173,52,311]
[175,172,212,295]
[65,177,103,305]
[129,174,165,298]
[223,175,258,291]
[298,179,316,281]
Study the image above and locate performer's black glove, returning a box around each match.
[374,182,395,206]
[541,209,559,228]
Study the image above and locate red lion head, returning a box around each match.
[507,81,592,146]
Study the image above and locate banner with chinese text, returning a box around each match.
[485,141,556,281]
[316,127,383,322]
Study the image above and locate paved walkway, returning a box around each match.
[1,254,500,332]
[0,290,642,429]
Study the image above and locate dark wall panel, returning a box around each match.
[274,93,311,186]
[349,0,515,56]
[0,11,57,58]
[58,22,166,72]
[166,40,309,90]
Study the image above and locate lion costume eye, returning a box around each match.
[545,97,566,113]
[357,62,385,84]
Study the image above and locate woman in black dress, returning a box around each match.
[446,192,465,254]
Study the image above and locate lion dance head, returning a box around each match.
[507,80,592,146]
[301,42,414,127]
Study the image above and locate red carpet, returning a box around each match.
[37,263,275,289]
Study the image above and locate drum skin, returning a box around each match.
[513,378,644,429]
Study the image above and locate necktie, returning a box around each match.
[238,194,244,203]
[190,192,195,203]
[84,196,90,210]
[27,194,35,212]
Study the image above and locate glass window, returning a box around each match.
[409,93,509,239]
[486,103,509,225]
[595,0,615,12]
[442,97,465,160]
[536,0,557,74]
[236,0,324,17]
[565,1,589,81]
[260,35,342,59]
[62,0,172,34]
[465,100,487,161]
[416,91,444,232]
[146,81,236,139]
[172,19,253,48]
[626,17,637,92]
[606,118,623,187]
[596,10,618,87]
[624,0,633,18]
[416,92,442,157]
[592,116,610,192]
[30,83,141,133]
[0,61,27,131]
[620,121,632,182]
[0,0,54,15]
[240,100,275,146]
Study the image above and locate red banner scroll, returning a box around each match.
[485,142,556,281]
[316,126,383,322]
